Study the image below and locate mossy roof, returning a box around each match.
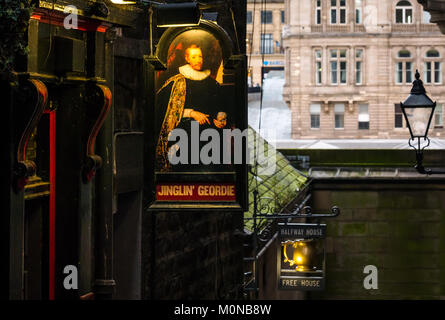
[244,127,308,233]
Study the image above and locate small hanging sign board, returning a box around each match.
[277,223,327,291]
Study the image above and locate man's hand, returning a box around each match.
[190,110,210,125]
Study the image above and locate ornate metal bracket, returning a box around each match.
[82,84,112,183]
[13,79,48,193]
[408,137,445,175]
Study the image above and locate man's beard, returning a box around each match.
[191,63,202,71]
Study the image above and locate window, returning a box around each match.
[434,104,443,127]
[395,50,413,84]
[355,49,363,84]
[330,49,347,84]
[358,104,369,129]
[424,50,441,84]
[316,0,322,25]
[247,11,252,24]
[355,0,362,24]
[395,104,404,128]
[315,50,322,85]
[261,11,273,24]
[395,1,413,24]
[334,104,345,129]
[260,34,274,54]
[423,10,431,24]
[281,10,285,24]
[330,0,346,24]
[310,104,321,129]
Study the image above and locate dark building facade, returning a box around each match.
[1,0,247,300]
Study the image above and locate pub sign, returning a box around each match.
[146,19,247,210]
[278,223,327,291]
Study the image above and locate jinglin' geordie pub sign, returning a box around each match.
[146,20,248,210]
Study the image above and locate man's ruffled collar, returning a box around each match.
[179,64,211,81]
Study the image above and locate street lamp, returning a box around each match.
[401,70,445,174]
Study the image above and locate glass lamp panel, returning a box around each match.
[404,106,435,137]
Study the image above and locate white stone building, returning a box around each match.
[282,0,445,139]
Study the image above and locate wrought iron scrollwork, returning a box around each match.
[82,84,112,183]
[408,137,445,175]
[13,79,48,192]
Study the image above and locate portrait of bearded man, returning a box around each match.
[155,44,223,172]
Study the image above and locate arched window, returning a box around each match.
[398,50,411,58]
[395,1,413,24]
[424,49,442,84]
[426,49,440,58]
[395,50,413,84]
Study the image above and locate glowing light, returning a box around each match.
[110,0,136,4]
[157,22,201,28]
[97,26,107,33]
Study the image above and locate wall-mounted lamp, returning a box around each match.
[109,0,137,4]
[144,1,204,67]
[155,2,201,28]
[401,70,445,175]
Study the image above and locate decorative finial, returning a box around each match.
[411,69,426,95]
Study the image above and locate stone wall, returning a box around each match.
[142,211,244,299]
[309,179,445,299]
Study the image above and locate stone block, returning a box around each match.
[367,222,391,236]
[340,222,367,236]
[331,191,378,209]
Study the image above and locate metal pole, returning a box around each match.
[253,189,259,298]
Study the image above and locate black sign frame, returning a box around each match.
[277,223,327,291]
[144,20,248,211]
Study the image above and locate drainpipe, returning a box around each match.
[93,30,116,300]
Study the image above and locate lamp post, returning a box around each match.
[401,70,445,175]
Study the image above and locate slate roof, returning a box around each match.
[244,127,309,233]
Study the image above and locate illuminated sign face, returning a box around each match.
[154,29,227,174]
[156,183,236,202]
[148,21,247,208]
[278,223,326,291]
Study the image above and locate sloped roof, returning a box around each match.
[244,127,308,233]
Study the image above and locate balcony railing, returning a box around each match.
[308,23,439,34]
[419,24,440,32]
[391,24,417,32]
[354,25,365,32]
[311,25,323,33]
[325,25,349,33]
